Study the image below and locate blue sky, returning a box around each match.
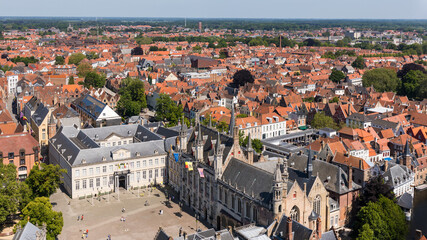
[1,0,426,19]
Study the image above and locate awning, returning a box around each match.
[384,157,392,161]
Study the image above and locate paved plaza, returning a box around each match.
[50,187,208,240]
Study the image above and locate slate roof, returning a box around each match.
[12,221,42,240]
[383,163,414,188]
[397,192,413,210]
[274,216,313,240]
[222,158,273,205]
[187,124,233,164]
[50,125,165,166]
[72,94,107,119]
[31,103,49,126]
[288,153,361,194]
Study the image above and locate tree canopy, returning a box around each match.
[241,136,263,153]
[82,71,105,88]
[17,197,63,240]
[355,196,407,240]
[231,69,254,88]
[0,163,32,225]
[310,112,338,130]
[131,46,144,55]
[155,94,183,126]
[303,38,322,46]
[76,62,93,77]
[26,163,66,198]
[68,53,86,65]
[397,63,426,78]
[362,68,400,92]
[117,78,147,118]
[352,56,366,69]
[329,68,346,83]
[399,70,427,100]
[54,56,65,65]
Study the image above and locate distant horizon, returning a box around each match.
[1,0,426,20]
[1,16,427,21]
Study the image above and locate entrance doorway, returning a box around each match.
[119,175,127,189]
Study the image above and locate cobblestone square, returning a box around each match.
[50,187,208,240]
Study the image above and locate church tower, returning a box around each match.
[247,133,254,164]
[214,132,224,180]
[179,117,187,152]
[47,113,56,139]
[196,120,204,162]
[273,163,283,219]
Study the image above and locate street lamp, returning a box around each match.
[137,178,140,198]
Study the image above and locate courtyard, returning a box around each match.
[50,187,208,240]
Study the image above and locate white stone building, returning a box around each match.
[49,124,167,199]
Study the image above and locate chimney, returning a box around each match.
[348,165,353,189]
[287,217,293,240]
[316,217,322,239]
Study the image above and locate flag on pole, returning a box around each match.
[174,153,179,162]
[187,162,193,171]
[198,168,204,178]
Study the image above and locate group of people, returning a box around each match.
[77,214,84,221]
[81,229,89,239]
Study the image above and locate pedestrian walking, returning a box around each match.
[77,216,80,221]
[108,234,111,240]
[81,215,84,221]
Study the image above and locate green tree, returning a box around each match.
[135,36,153,45]
[399,70,427,99]
[355,196,407,240]
[362,68,400,92]
[155,94,183,126]
[357,224,374,240]
[149,46,159,52]
[329,68,346,83]
[117,78,147,118]
[68,76,74,84]
[77,62,93,77]
[17,197,63,240]
[26,163,66,198]
[241,136,263,153]
[83,72,105,88]
[192,45,202,53]
[236,114,248,118]
[310,112,338,130]
[216,121,228,132]
[329,97,339,103]
[231,69,254,88]
[54,56,65,65]
[352,56,366,69]
[85,51,99,60]
[0,163,32,225]
[68,53,86,65]
[176,46,182,51]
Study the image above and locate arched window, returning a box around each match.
[237,198,242,214]
[290,206,300,222]
[253,207,257,222]
[18,166,27,171]
[278,205,282,212]
[313,195,321,215]
[246,202,250,218]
